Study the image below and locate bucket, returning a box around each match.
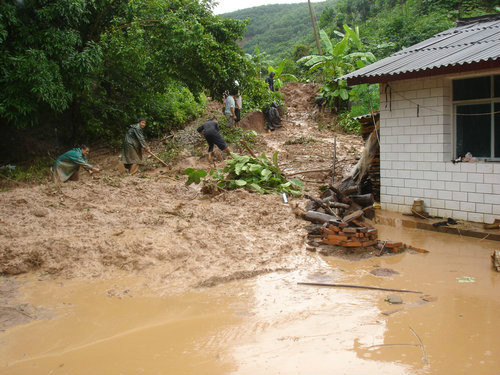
[412,199,424,213]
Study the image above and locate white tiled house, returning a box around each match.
[341,14,500,223]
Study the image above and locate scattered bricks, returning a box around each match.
[385,241,403,249]
[326,234,349,241]
[343,227,359,234]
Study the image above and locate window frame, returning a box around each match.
[452,74,500,161]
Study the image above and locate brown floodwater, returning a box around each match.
[1,224,499,375]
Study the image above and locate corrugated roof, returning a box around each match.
[340,14,500,85]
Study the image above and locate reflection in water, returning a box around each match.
[1,225,499,374]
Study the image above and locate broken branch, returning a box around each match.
[297,282,422,294]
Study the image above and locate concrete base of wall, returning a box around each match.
[373,209,500,241]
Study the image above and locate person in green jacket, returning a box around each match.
[52,145,100,183]
[122,118,151,175]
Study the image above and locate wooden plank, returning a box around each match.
[342,210,364,223]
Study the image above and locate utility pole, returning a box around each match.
[308,0,322,55]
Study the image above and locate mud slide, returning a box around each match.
[0,82,363,289]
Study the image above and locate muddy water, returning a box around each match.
[1,224,499,374]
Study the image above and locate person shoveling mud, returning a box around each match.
[52,145,100,183]
[122,117,151,175]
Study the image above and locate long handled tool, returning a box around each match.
[148,150,169,168]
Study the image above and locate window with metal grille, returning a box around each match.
[453,75,500,160]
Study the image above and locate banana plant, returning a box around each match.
[297,25,376,110]
[267,58,298,91]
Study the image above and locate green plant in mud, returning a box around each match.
[157,138,183,165]
[0,157,52,184]
[217,121,259,146]
[184,152,304,196]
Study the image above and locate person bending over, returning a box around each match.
[197,118,232,162]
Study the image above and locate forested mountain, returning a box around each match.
[222,0,498,61]
[221,2,329,58]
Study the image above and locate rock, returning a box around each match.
[370,267,399,277]
[32,208,49,217]
[386,295,403,304]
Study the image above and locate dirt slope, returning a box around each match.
[0,82,364,291]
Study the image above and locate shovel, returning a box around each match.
[147,150,169,168]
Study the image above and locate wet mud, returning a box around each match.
[1,224,499,374]
[1,82,499,373]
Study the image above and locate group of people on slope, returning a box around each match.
[52,74,278,183]
[52,115,232,183]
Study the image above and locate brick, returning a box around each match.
[445,200,460,210]
[445,163,461,172]
[438,209,453,218]
[431,162,446,172]
[431,180,445,190]
[452,191,467,201]
[411,188,424,197]
[476,164,494,173]
[398,187,411,196]
[460,182,476,193]
[467,192,484,203]
[452,211,468,221]
[423,171,438,180]
[438,190,452,200]
[484,194,500,204]
[460,202,475,211]
[445,181,460,191]
[417,179,431,189]
[452,172,468,182]
[476,203,492,214]
[460,164,477,173]
[437,172,452,181]
[417,143,431,153]
[467,173,483,183]
[484,173,500,184]
[423,152,440,162]
[405,179,418,188]
[431,199,445,209]
[424,189,438,198]
[477,184,493,194]
[467,212,484,223]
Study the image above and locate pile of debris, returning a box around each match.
[301,188,425,256]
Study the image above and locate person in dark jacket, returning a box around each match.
[52,145,100,182]
[264,102,282,131]
[265,71,275,91]
[197,118,232,162]
[122,117,151,174]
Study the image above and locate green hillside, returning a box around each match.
[221,0,498,61]
[221,2,330,58]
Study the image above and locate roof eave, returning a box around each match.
[345,59,500,85]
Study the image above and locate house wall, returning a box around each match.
[379,72,500,223]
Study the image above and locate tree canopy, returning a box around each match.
[0,0,248,151]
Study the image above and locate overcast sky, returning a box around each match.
[213,0,324,15]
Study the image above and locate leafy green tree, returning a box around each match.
[0,0,248,154]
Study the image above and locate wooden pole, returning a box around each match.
[332,135,337,186]
[308,0,322,55]
[148,151,169,168]
[240,140,257,158]
[298,282,422,294]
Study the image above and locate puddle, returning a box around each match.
[1,224,499,374]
